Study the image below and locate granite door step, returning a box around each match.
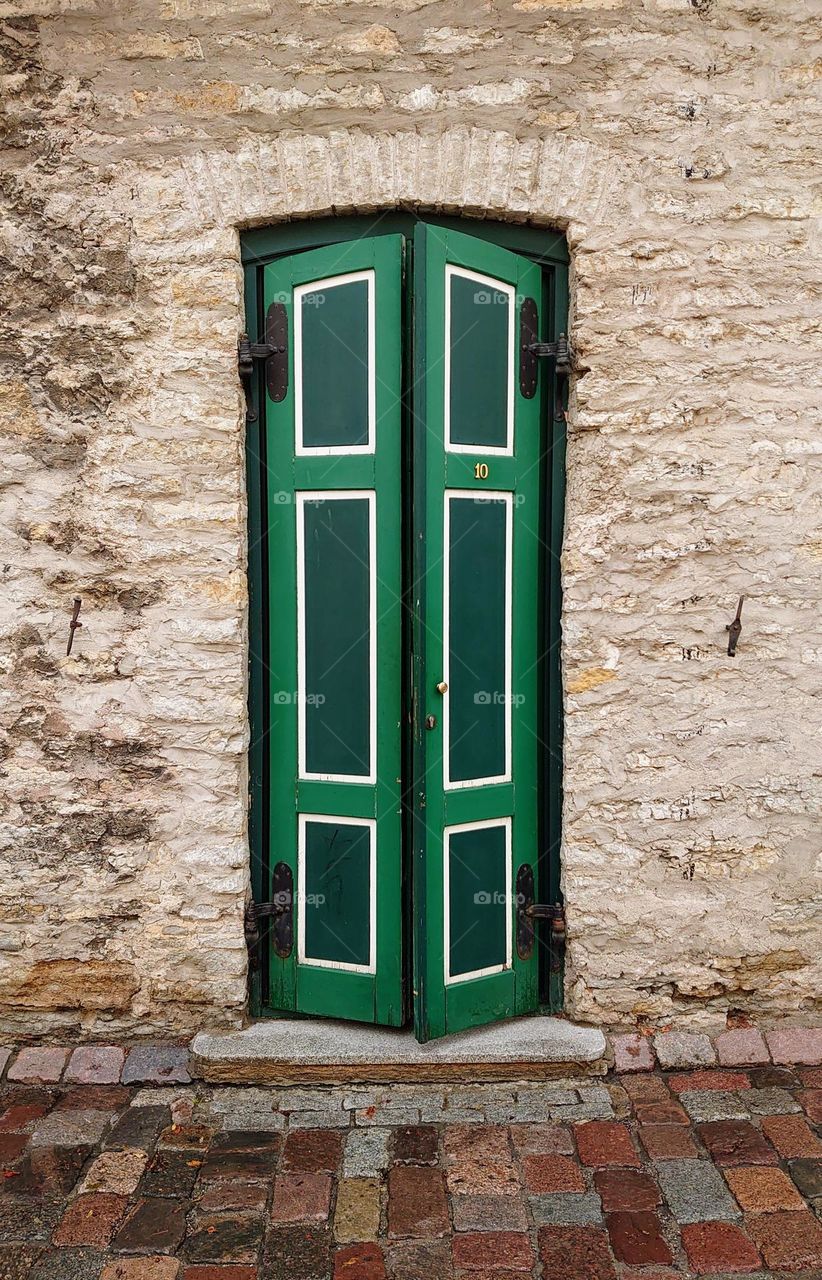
[190,1016,608,1084]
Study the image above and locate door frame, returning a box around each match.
[242,213,569,1021]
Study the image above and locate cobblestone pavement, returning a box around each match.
[2,1067,822,1279]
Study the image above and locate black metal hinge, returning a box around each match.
[519,296,574,401]
[244,861,294,970]
[515,862,566,973]
[238,301,288,423]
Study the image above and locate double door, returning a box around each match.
[258,223,553,1041]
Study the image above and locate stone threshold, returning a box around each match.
[190,1015,609,1084]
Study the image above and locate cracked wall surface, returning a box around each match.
[0,0,820,1037]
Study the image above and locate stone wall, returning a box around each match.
[0,0,819,1038]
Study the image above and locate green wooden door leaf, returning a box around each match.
[412,226,543,1041]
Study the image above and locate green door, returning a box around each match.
[261,226,548,1040]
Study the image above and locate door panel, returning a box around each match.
[413,226,543,1041]
[264,236,404,1025]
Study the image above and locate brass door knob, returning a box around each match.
[436,681,448,694]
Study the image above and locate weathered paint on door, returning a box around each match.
[260,225,549,1040]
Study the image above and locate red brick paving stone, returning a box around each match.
[64,1045,126,1084]
[270,1171,333,1223]
[6,1048,69,1084]
[667,1070,751,1093]
[746,1208,822,1271]
[725,1165,806,1212]
[111,1195,187,1253]
[183,1269,258,1280]
[334,1243,387,1280]
[53,1192,129,1246]
[521,1154,585,1193]
[451,1232,533,1271]
[56,1085,132,1111]
[158,1123,213,1149]
[101,1259,181,1280]
[453,1271,529,1280]
[574,1121,641,1168]
[697,1120,779,1166]
[797,1088,822,1123]
[799,1065,822,1087]
[618,1271,679,1280]
[621,1074,671,1103]
[715,1029,770,1066]
[183,1212,265,1263]
[388,1166,449,1238]
[9,1143,92,1196]
[0,1102,49,1131]
[450,1195,528,1233]
[386,1239,452,1280]
[681,1221,761,1274]
[612,1034,655,1073]
[605,1212,672,1266]
[444,1125,511,1162]
[264,1227,332,1280]
[446,1159,519,1196]
[282,1127,344,1172]
[392,1125,439,1165]
[509,1123,573,1155]
[761,1113,822,1158]
[197,1180,269,1212]
[538,1225,617,1280]
[766,1027,822,1065]
[634,1100,689,1125]
[593,1169,661,1212]
[0,1132,27,1162]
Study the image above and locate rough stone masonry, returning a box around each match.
[0,0,820,1039]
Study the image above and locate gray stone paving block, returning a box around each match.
[744,1087,802,1114]
[680,1090,750,1122]
[656,1159,741,1223]
[451,1194,529,1232]
[654,1031,716,1069]
[27,1249,105,1280]
[104,1104,170,1150]
[280,1088,346,1112]
[344,1126,391,1175]
[546,1100,614,1122]
[130,1086,197,1107]
[529,1192,604,1225]
[122,1045,191,1085]
[288,1109,350,1129]
[29,1108,113,1148]
[789,1159,822,1199]
[354,1105,421,1127]
[207,1086,285,1129]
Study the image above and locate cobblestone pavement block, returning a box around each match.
[53,1193,129,1246]
[574,1121,640,1167]
[606,1211,672,1266]
[744,1086,801,1114]
[622,1074,671,1103]
[451,1231,533,1272]
[196,1181,269,1212]
[680,1220,761,1273]
[0,1100,50,1131]
[30,1108,113,1148]
[100,1258,181,1279]
[633,1100,689,1125]
[0,1245,44,1280]
[65,1047,126,1085]
[522,1153,585,1193]
[538,1225,618,1280]
[529,1191,604,1226]
[798,1088,822,1122]
[696,1119,777,1166]
[80,1147,148,1194]
[446,1157,519,1196]
[263,1226,332,1280]
[612,1034,655,1073]
[765,1028,822,1066]
[388,1165,450,1237]
[450,1192,528,1232]
[509,1122,574,1155]
[0,1047,13,1076]
[141,1148,203,1197]
[282,1127,344,1172]
[28,1248,109,1280]
[111,1197,187,1254]
[724,1164,806,1211]
[594,1168,661,1212]
[761,1112,822,1158]
[655,1158,741,1223]
[680,1090,750,1123]
[788,1157,822,1198]
[391,1124,439,1164]
[653,1033,716,1070]
[444,1124,510,1163]
[344,1126,391,1175]
[182,1268,257,1280]
[385,1239,452,1280]
[122,1047,191,1086]
[715,1029,770,1066]
[746,1207,822,1271]
[333,1241,386,1280]
[182,1211,265,1263]
[668,1070,751,1094]
[334,1176,381,1241]
[7,1048,69,1084]
[270,1170,333,1223]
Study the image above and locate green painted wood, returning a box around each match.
[447,271,511,449]
[263,234,404,1026]
[302,818,372,967]
[300,277,370,449]
[448,822,508,978]
[413,225,543,1041]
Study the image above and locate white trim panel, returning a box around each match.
[443,489,513,791]
[444,264,515,457]
[296,490,377,784]
[443,817,513,986]
[294,269,376,456]
[297,813,377,974]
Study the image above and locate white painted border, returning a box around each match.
[296,490,377,785]
[294,270,376,456]
[443,264,515,457]
[297,813,377,974]
[443,490,513,791]
[444,816,513,985]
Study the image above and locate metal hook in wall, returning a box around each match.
[66,597,83,656]
[726,595,744,657]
